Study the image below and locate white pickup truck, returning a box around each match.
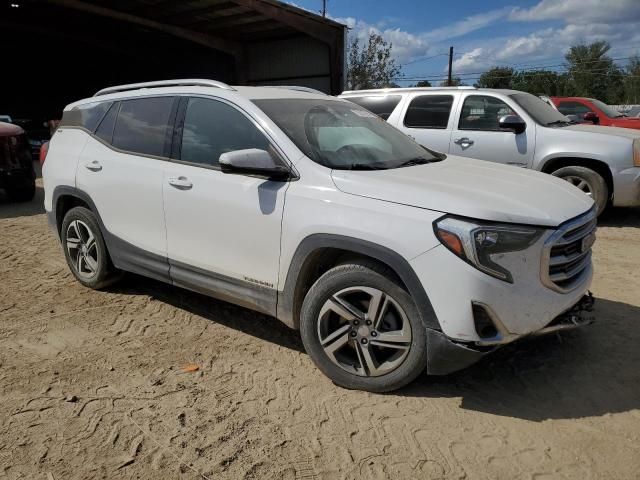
[340,87,640,214]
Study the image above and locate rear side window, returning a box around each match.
[95,102,118,143]
[404,95,453,128]
[179,97,270,167]
[112,97,174,157]
[343,95,402,120]
[61,101,113,131]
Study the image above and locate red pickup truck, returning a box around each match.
[552,97,640,130]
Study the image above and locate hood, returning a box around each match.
[563,123,640,139]
[331,156,593,227]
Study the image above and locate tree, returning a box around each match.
[438,76,465,86]
[564,41,624,103]
[623,56,640,104]
[477,67,515,89]
[347,33,401,90]
[511,70,568,96]
[413,80,432,87]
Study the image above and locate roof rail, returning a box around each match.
[94,79,235,97]
[266,86,327,95]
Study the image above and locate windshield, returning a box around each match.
[590,98,624,118]
[252,98,442,170]
[509,93,570,126]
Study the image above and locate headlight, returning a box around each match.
[434,216,544,283]
[634,139,640,167]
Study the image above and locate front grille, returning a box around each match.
[541,208,596,293]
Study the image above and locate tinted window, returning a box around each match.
[557,101,591,116]
[343,95,402,120]
[112,97,174,157]
[404,95,453,128]
[459,95,516,131]
[95,102,118,143]
[180,98,270,167]
[62,101,112,131]
[510,93,568,126]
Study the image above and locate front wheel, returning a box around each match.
[552,166,608,215]
[299,262,428,392]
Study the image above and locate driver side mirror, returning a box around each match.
[499,115,526,134]
[583,111,599,124]
[219,148,291,180]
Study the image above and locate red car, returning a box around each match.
[0,121,36,201]
[552,96,640,130]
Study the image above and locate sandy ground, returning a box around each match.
[1,171,639,480]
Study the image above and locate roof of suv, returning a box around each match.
[340,87,523,96]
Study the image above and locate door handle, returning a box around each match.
[84,160,102,172]
[454,137,474,147]
[168,176,193,190]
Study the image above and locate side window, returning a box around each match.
[459,95,516,131]
[557,101,591,116]
[404,95,454,129]
[95,102,118,144]
[62,101,112,131]
[343,95,402,120]
[180,97,270,167]
[112,97,174,157]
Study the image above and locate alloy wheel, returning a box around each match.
[317,286,412,377]
[66,220,99,278]
[562,175,593,197]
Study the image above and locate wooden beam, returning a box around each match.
[44,0,243,56]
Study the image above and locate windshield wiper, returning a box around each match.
[395,157,437,168]
[341,163,388,170]
[546,120,572,127]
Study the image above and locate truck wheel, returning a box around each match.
[61,206,122,289]
[6,180,35,202]
[552,166,608,215]
[299,262,428,392]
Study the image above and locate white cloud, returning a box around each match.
[510,0,640,24]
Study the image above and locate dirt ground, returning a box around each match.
[1,172,639,480]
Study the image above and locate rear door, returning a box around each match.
[449,93,535,167]
[396,93,457,153]
[75,96,177,279]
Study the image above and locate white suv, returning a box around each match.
[340,87,640,215]
[43,79,596,392]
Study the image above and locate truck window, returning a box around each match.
[557,101,591,116]
[459,95,516,131]
[343,95,402,120]
[404,95,454,129]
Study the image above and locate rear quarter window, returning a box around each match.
[343,95,402,120]
[61,101,113,132]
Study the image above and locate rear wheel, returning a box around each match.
[61,207,121,289]
[6,180,35,202]
[552,166,608,215]
[300,262,428,392]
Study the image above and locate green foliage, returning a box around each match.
[438,77,466,86]
[477,67,515,89]
[564,41,624,103]
[414,80,432,87]
[347,33,401,90]
[623,56,640,104]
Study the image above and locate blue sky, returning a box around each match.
[290,0,640,86]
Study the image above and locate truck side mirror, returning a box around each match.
[583,112,599,124]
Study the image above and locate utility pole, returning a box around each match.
[321,0,327,17]
[447,46,454,86]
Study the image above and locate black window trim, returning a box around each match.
[403,93,454,130]
[94,101,120,144]
[457,94,524,133]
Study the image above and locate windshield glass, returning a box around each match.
[509,93,570,126]
[252,98,442,170]
[590,98,624,118]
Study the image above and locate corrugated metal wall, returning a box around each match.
[246,36,332,93]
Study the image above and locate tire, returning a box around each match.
[61,206,121,289]
[551,166,608,215]
[6,180,35,202]
[299,262,428,392]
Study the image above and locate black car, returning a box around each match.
[0,121,36,201]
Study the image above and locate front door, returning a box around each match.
[449,94,535,168]
[162,96,289,314]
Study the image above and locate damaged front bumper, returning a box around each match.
[425,292,595,375]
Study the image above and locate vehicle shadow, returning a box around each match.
[115,274,640,421]
[402,298,640,421]
[598,207,640,228]
[0,184,45,219]
[112,274,305,353]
